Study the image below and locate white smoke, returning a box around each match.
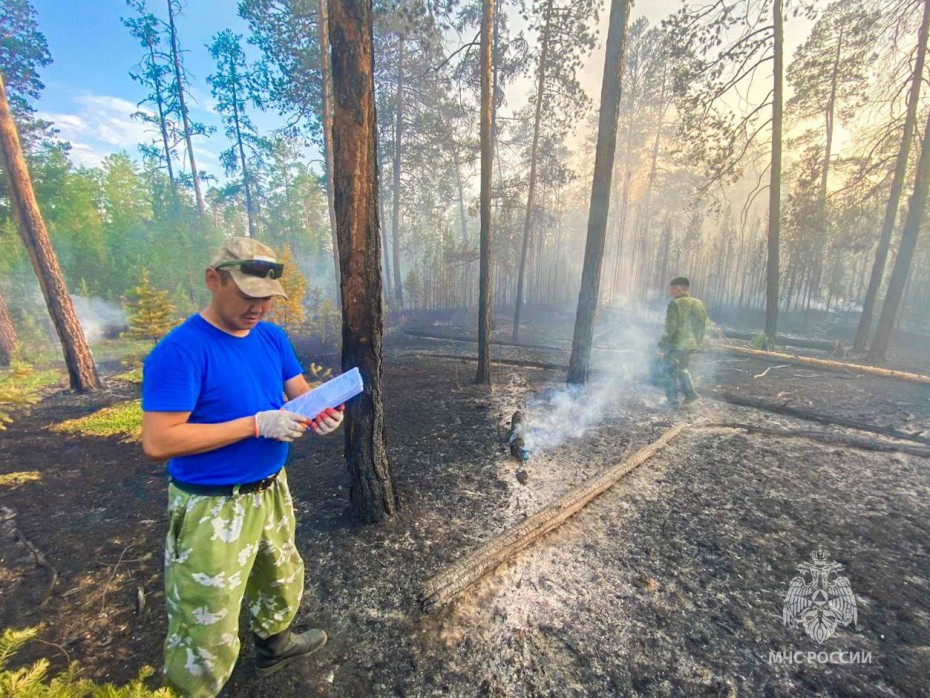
[70,295,127,343]
[522,319,663,457]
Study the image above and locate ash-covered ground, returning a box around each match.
[0,326,927,696]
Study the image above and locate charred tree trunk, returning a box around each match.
[166,0,205,216]
[329,0,397,522]
[567,0,631,385]
[0,292,16,366]
[476,0,495,385]
[764,0,784,340]
[855,0,930,352]
[318,0,342,305]
[0,74,100,391]
[513,0,553,341]
[868,105,930,360]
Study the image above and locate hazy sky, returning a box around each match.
[29,0,814,175]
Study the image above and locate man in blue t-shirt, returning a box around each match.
[142,237,343,697]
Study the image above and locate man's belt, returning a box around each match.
[170,471,280,497]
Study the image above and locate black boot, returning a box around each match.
[253,627,327,677]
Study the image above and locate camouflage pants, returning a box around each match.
[662,350,698,404]
[163,470,305,697]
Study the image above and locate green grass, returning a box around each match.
[52,400,142,442]
[115,366,143,384]
[90,337,155,364]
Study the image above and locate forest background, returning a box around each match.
[2,0,928,363]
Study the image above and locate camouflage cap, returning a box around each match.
[210,237,287,299]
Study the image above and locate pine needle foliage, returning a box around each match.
[0,626,174,696]
[0,362,62,430]
[266,246,307,331]
[125,271,177,343]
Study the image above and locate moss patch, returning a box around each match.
[0,471,41,489]
[52,400,142,443]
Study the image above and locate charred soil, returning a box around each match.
[0,327,928,696]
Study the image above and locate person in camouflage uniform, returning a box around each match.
[142,238,344,697]
[657,277,709,409]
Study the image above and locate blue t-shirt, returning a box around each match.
[142,314,304,485]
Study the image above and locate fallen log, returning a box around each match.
[718,329,842,352]
[708,391,930,445]
[702,423,930,458]
[708,342,930,385]
[420,424,686,611]
[402,352,567,371]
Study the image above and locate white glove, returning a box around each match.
[254,410,308,442]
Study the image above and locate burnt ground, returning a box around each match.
[0,322,928,697]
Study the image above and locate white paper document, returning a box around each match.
[282,367,364,418]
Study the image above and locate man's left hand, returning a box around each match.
[308,405,345,436]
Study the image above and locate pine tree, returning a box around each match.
[125,270,176,342]
[266,245,307,330]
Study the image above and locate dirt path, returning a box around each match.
[0,334,927,696]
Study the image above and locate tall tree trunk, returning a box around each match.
[0,291,16,366]
[378,146,392,302]
[391,36,406,308]
[855,0,930,352]
[329,0,397,523]
[145,39,177,199]
[0,74,100,392]
[453,147,469,242]
[166,0,205,215]
[567,0,631,384]
[512,0,553,341]
[230,74,256,238]
[764,0,784,339]
[476,0,495,385]
[868,106,930,360]
[318,0,342,305]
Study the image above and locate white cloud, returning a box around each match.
[38,92,157,167]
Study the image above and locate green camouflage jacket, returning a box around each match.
[659,294,709,351]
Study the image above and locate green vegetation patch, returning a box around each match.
[115,366,144,384]
[0,471,42,489]
[0,626,173,696]
[0,362,64,430]
[52,400,142,443]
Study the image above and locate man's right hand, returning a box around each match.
[255,410,308,442]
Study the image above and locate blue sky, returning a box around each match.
[31,0,283,174]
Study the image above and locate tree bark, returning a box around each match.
[391,36,406,309]
[0,292,17,366]
[868,104,930,360]
[317,0,342,306]
[329,0,398,523]
[567,0,631,385]
[0,73,100,391]
[855,0,930,352]
[764,0,784,340]
[230,70,256,238]
[166,0,205,216]
[476,0,495,385]
[512,0,553,341]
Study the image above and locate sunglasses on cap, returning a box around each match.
[215,259,285,279]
